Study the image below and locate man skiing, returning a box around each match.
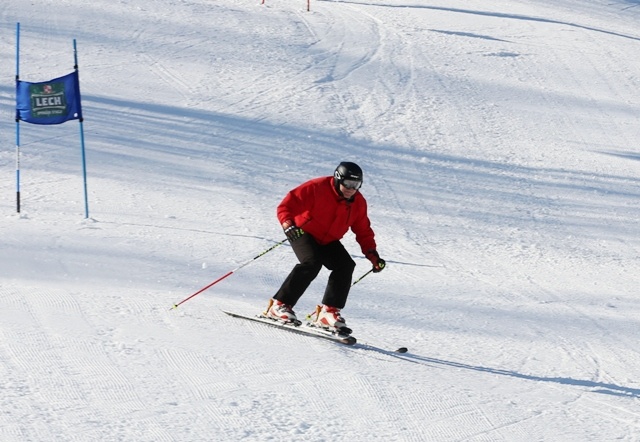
[265,162,386,332]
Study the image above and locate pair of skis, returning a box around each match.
[222,310,408,354]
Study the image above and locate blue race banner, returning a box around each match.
[16,71,82,125]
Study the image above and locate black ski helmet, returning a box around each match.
[334,162,363,190]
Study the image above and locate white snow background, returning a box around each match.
[1,0,639,440]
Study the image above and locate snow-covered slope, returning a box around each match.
[1,1,638,440]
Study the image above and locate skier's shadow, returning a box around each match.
[401,353,640,398]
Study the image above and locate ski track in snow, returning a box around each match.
[1,0,639,440]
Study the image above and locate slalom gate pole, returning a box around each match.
[73,39,90,219]
[15,23,21,213]
[171,238,288,310]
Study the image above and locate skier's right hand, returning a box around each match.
[366,250,386,273]
[284,224,305,242]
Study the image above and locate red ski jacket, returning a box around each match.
[277,176,377,254]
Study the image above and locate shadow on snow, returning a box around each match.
[402,352,640,398]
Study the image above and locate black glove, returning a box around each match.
[284,225,305,242]
[366,250,386,273]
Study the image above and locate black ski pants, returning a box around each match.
[274,234,356,309]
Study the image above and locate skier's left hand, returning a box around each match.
[366,250,386,273]
[284,225,305,242]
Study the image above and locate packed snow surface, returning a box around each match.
[1,0,639,440]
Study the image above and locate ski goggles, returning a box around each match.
[342,179,362,190]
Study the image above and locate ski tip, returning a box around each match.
[395,347,408,353]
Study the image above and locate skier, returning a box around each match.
[265,162,386,331]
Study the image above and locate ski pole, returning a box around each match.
[171,238,287,310]
[351,268,374,287]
